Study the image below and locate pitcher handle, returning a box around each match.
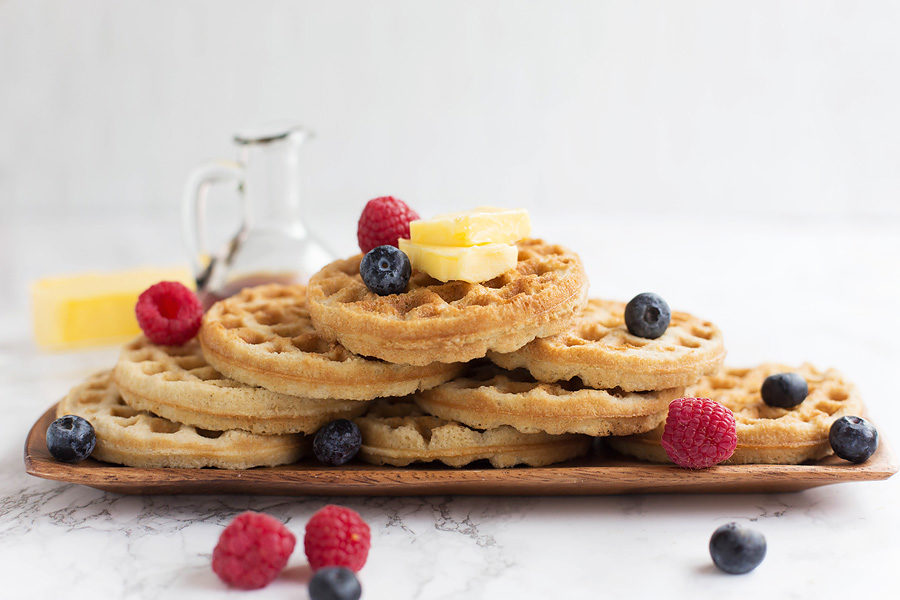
[181,160,246,292]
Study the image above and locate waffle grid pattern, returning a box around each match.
[307,239,590,365]
[58,371,307,469]
[199,284,461,399]
[489,298,726,391]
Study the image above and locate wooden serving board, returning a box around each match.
[24,404,897,496]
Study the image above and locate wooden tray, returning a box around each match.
[24,404,897,496]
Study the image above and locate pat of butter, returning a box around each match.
[398,239,518,283]
[31,267,194,350]
[409,207,531,247]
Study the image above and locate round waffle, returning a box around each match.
[57,371,307,469]
[416,362,682,436]
[306,239,589,366]
[113,336,367,435]
[354,399,591,468]
[199,284,462,400]
[488,298,725,392]
[608,364,865,464]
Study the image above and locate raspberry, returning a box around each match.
[135,281,203,345]
[304,505,371,572]
[357,196,419,254]
[661,397,737,469]
[212,511,296,590]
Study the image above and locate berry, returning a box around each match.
[661,397,737,469]
[211,511,296,590]
[135,281,203,345]
[357,196,420,254]
[360,245,411,296]
[829,416,878,463]
[314,419,362,466]
[709,522,767,574]
[304,505,371,572]
[309,567,362,600]
[624,292,671,339]
[761,372,808,408]
[46,415,96,463]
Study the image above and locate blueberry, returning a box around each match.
[761,372,808,408]
[46,415,96,463]
[829,416,878,463]
[624,293,671,339]
[309,567,362,600]
[709,522,766,575]
[360,245,411,296]
[313,419,362,466]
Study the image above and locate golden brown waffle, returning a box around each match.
[199,284,462,400]
[113,336,367,435]
[608,364,865,464]
[57,371,307,469]
[416,362,682,436]
[306,239,589,366]
[489,298,725,391]
[354,399,591,468]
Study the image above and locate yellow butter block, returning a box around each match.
[31,267,195,350]
[409,207,531,247]
[399,238,518,283]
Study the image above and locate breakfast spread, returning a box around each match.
[41,198,879,476]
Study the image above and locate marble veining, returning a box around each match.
[2,216,899,598]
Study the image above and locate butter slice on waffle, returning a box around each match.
[307,239,589,366]
[354,399,591,468]
[416,362,682,436]
[58,371,307,469]
[608,364,865,464]
[489,298,725,392]
[199,284,462,400]
[113,336,368,435]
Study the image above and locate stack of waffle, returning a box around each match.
[58,238,864,469]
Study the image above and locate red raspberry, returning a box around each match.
[661,397,737,469]
[304,505,371,572]
[212,511,296,590]
[135,281,203,345]
[357,196,419,254]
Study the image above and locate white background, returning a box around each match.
[1,4,899,598]
[4,1,900,220]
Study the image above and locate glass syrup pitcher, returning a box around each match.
[182,124,333,306]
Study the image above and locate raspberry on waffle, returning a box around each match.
[307,239,589,366]
[608,364,865,465]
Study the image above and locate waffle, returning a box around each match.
[57,371,307,469]
[489,298,725,391]
[416,362,682,436]
[113,336,367,435]
[199,284,462,400]
[306,239,589,366]
[608,364,865,464]
[353,399,591,468]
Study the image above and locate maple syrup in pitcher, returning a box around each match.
[182,124,333,307]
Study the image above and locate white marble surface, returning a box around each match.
[1,212,898,599]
